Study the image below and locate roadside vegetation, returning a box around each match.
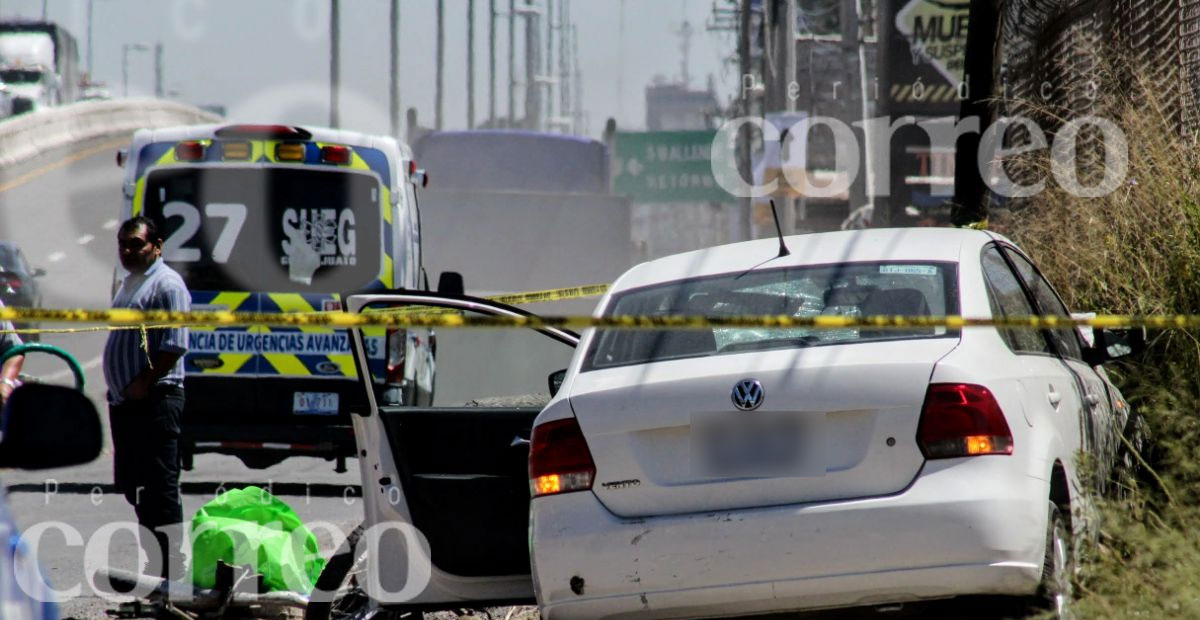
[996,74,1200,617]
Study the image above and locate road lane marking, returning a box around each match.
[102,219,118,230]
[47,251,65,262]
[77,234,94,245]
[0,138,127,195]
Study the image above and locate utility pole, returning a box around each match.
[951,0,1000,226]
[781,0,797,232]
[390,0,400,138]
[678,20,693,87]
[489,0,497,126]
[617,0,625,122]
[436,0,445,130]
[40,0,46,20]
[524,3,540,130]
[87,0,94,77]
[330,0,340,128]
[559,0,570,131]
[122,43,148,98]
[851,0,876,225]
[508,0,516,126]
[154,42,163,98]
[545,0,553,126]
[468,0,476,129]
[573,23,583,134]
[737,0,753,241]
[876,0,891,227]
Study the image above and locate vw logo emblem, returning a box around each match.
[731,379,764,411]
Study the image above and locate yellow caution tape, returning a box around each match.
[0,323,193,336]
[361,283,610,316]
[0,306,1187,330]
[0,284,613,335]
[485,283,610,306]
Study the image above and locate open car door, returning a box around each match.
[338,292,579,614]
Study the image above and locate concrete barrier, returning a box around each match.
[0,98,220,167]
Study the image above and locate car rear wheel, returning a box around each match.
[1033,502,1073,619]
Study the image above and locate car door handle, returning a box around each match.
[510,436,531,448]
[1048,391,1062,408]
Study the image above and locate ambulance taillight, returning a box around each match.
[321,145,351,165]
[175,141,205,161]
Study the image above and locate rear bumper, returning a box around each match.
[184,423,356,456]
[532,457,1048,620]
[180,375,366,458]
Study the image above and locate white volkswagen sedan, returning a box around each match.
[528,228,1136,619]
[325,228,1136,620]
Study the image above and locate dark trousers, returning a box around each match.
[109,384,185,577]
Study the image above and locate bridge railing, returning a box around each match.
[0,98,221,167]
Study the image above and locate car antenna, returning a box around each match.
[770,199,791,258]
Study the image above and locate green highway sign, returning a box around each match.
[612,130,734,203]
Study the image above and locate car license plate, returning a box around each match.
[691,411,823,477]
[293,392,339,415]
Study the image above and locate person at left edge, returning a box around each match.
[0,298,25,406]
[102,216,190,581]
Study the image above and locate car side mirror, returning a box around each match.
[437,271,464,296]
[1083,327,1146,365]
[31,267,45,277]
[0,383,102,470]
[548,369,567,398]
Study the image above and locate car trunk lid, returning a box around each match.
[569,338,958,518]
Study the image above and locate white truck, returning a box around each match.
[0,22,79,113]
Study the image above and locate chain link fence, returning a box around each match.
[997,0,1200,133]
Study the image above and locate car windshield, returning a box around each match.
[0,69,41,84]
[585,262,959,370]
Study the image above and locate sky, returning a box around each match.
[0,0,741,138]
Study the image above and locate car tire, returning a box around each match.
[1114,411,1151,497]
[1032,502,1073,619]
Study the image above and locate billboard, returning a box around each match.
[882,0,971,225]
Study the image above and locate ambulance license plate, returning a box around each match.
[293,392,339,415]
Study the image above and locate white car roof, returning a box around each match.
[612,228,1004,291]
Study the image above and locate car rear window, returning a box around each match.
[585,262,959,370]
[142,166,383,293]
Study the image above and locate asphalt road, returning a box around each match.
[0,138,366,619]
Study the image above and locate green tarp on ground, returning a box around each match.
[190,485,326,594]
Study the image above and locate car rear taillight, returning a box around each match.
[917,383,1013,459]
[0,273,21,290]
[385,328,406,384]
[529,417,595,497]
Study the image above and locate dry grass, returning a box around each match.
[997,74,1200,616]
